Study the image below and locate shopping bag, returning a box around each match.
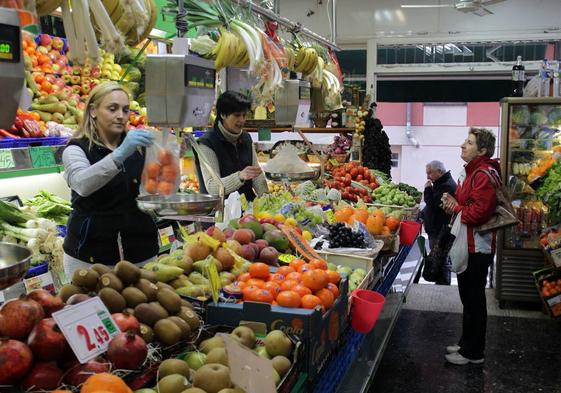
[141,129,181,196]
[422,222,456,282]
[449,212,468,274]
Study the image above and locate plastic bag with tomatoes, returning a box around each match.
[141,130,181,196]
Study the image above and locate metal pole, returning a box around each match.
[273,0,280,14]
[330,0,337,44]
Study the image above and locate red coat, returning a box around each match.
[453,156,500,254]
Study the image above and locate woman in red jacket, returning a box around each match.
[442,127,499,365]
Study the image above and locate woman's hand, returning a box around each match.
[113,130,154,163]
[441,193,459,214]
[239,165,263,181]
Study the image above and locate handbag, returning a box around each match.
[472,169,520,233]
[422,219,456,282]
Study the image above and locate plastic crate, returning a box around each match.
[0,139,18,148]
[56,225,67,237]
[13,136,69,147]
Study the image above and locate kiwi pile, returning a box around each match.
[59,260,201,347]
[136,328,294,393]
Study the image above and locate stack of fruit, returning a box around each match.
[372,183,418,207]
[180,174,200,193]
[333,205,400,236]
[325,162,378,203]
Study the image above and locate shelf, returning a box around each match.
[0,145,65,179]
[0,165,64,179]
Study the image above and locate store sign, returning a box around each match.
[29,146,56,168]
[52,297,120,363]
[23,271,56,295]
[0,149,15,169]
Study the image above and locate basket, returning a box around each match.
[373,232,399,252]
[331,153,348,163]
[533,267,561,319]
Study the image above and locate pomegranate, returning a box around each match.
[0,338,34,384]
[64,357,110,386]
[27,318,68,361]
[66,293,92,305]
[112,312,140,334]
[107,330,147,370]
[26,289,64,317]
[0,296,44,339]
[22,361,64,390]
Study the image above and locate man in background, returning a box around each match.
[422,160,457,285]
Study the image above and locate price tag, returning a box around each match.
[158,226,175,247]
[278,253,296,265]
[23,271,56,295]
[203,256,221,304]
[52,297,120,363]
[29,146,56,168]
[258,128,271,141]
[0,149,15,169]
[177,221,190,241]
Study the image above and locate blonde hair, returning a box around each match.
[72,81,130,148]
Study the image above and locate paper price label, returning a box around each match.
[158,225,175,247]
[52,297,120,363]
[0,149,15,169]
[23,271,55,295]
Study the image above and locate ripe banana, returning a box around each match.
[294,47,308,72]
[284,47,295,71]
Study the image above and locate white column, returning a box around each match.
[366,38,377,103]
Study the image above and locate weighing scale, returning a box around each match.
[0,7,25,129]
[274,79,311,127]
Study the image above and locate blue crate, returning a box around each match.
[13,136,69,148]
[0,139,18,148]
[192,130,205,138]
[57,225,67,237]
[25,262,49,278]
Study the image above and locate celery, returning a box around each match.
[0,200,34,225]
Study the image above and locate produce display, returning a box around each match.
[362,117,392,178]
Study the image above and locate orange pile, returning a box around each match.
[237,260,342,312]
[142,149,179,196]
[334,206,400,236]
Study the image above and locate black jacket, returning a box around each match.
[423,171,457,236]
[63,137,158,265]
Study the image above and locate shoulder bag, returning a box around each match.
[472,168,520,233]
[422,216,456,282]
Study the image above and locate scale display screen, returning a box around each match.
[184,64,215,89]
[0,23,20,63]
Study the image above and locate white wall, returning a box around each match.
[278,0,561,44]
[0,174,70,201]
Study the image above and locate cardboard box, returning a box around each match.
[206,279,349,382]
[533,267,561,319]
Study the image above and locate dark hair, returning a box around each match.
[215,91,251,126]
[469,127,496,157]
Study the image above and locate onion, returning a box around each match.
[107,330,147,370]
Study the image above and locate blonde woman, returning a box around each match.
[62,82,158,276]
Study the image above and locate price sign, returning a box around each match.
[0,149,15,169]
[23,271,56,295]
[52,297,120,363]
[258,128,271,141]
[158,225,175,247]
[29,146,56,168]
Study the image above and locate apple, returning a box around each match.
[39,34,52,48]
[51,63,61,73]
[71,85,82,94]
[61,74,72,84]
[81,84,91,95]
[52,37,64,51]
[90,66,101,78]
[72,66,81,76]
[70,75,81,85]
[53,78,65,88]
[48,50,60,61]
[37,46,49,55]
[45,74,56,83]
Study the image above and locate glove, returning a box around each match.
[113,130,154,164]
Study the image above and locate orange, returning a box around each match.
[289,258,306,271]
[246,278,266,288]
[80,373,132,393]
[301,294,323,310]
[157,149,174,165]
[160,164,178,182]
[242,285,261,300]
[263,281,281,299]
[145,161,161,179]
[302,270,329,292]
[245,289,274,303]
[276,291,302,308]
[297,263,311,273]
[385,216,400,232]
[339,207,354,221]
[144,179,158,194]
[237,272,251,282]
[381,226,391,236]
[351,209,369,224]
[309,259,328,270]
[326,270,341,284]
[156,181,174,196]
[315,288,335,309]
[285,272,302,282]
[249,263,270,279]
[292,285,312,297]
[269,272,285,282]
[280,279,300,291]
[372,209,385,218]
[334,210,350,223]
[326,282,340,298]
[277,266,295,276]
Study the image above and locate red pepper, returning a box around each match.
[14,117,24,132]
[22,119,43,138]
[0,129,20,138]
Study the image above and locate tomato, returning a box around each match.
[350,168,358,177]
[343,178,351,186]
[356,174,363,181]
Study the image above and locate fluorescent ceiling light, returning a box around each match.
[401,4,450,8]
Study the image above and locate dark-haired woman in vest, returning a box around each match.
[195,91,268,201]
[62,82,158,276]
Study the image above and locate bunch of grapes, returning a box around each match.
[327,222,366,248]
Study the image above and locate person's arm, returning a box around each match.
[197,144,244,195]
[452,172,497,225]
[62,145,122,197]
[251,147,268,196]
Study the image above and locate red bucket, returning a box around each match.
[351,289,385,333]
[400,220,421,246]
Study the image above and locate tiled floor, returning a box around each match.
[368,284,561,393]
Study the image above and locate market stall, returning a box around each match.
[0,1,423,392]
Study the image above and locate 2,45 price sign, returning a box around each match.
[52,297,120,363]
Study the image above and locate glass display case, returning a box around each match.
[496,97,561,305]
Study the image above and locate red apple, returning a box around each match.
[39,34,52,48]
[52,37,64,51]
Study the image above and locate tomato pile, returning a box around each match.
[325,162,378,203]
[540,277,561,297]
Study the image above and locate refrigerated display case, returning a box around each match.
[496,97,561,306]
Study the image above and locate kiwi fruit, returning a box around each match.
[90,263,112,276]
[168,316,191,340]
[139,323,154,343]
[157,374,190,393]
[180,299,194,309]
[58,284,83,302]
[122,287,148,308]
[135,278,159,302]
[157,288,182,314]
[134,303,161,327]
[99,287,126,313]
[99,272,124,292]
[114,260,141,284]
[124,307,135,315]
[177,306,200,331]
[154,318,182,346]
[72,269,99,290]
[139,269,158,283]
[156,281,174,291]
[149,302,169,318]
[158,358,190,379]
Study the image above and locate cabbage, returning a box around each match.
[530,111,548,126]
[511,106,530,124]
